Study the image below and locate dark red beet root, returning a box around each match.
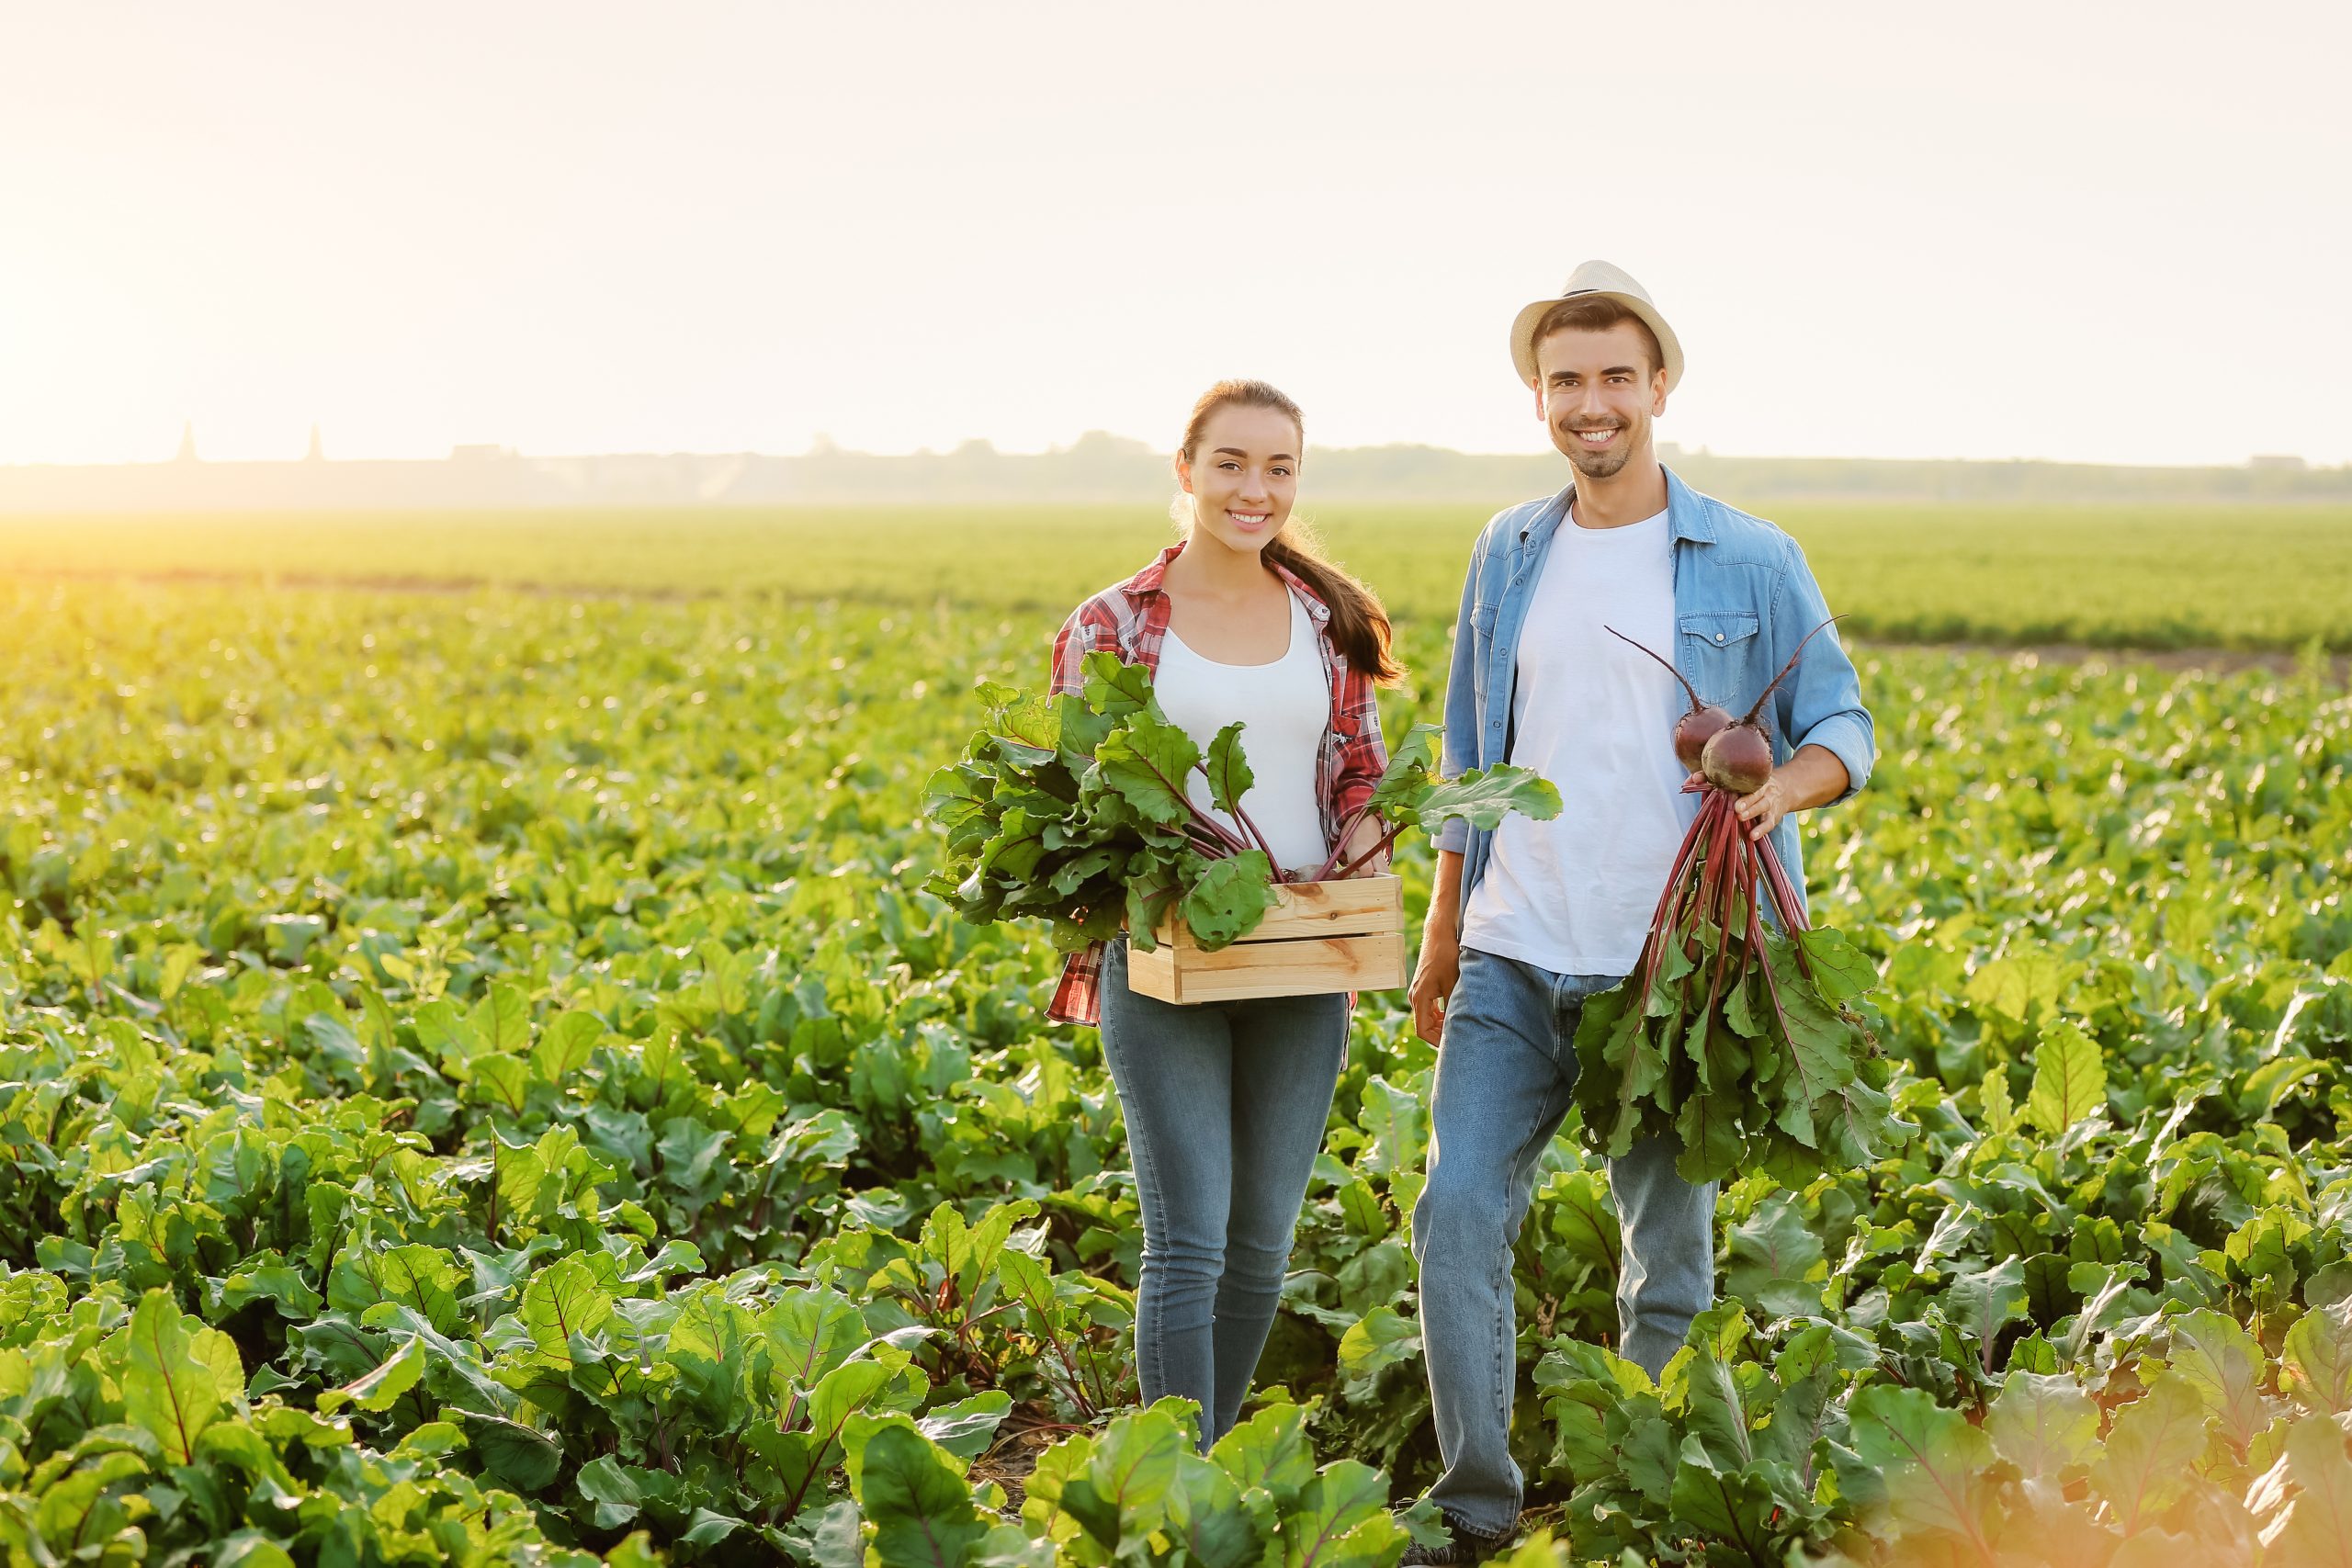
[1673,705,1735,772]
[1701,723,1773,795]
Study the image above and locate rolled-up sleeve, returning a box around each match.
[1770,534,1874,806]
[1433,540,1487,854]
[1330,664,1388,821]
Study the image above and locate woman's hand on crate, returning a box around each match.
[1334,814,1388,878]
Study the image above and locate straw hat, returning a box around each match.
[1509,260,1683,391]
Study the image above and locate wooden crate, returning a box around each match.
[1126,874,1406,1004]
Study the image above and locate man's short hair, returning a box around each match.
[1532,297,1666,381]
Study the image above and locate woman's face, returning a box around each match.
[1176,403,1301,558]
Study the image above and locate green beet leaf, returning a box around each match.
[2087,1373,2208,1534]
[456,1408,564,1493]
[118,1288,245,1466]
[1363,722,1559,838]
[1181,851,1281,951]
[2024,1018,2109,1136]
[317,1333,426,1416]
[1363,724,1440,820]
[857,1421,989,1565]
[1411,763,1562,832]
[1273,1458,1403,1568]
[2263,1417,2352,1565]
[1985,1371,2101,1482]
[1838,1384,1999,1550]
[1081,649,1155,715]
[1094,711,1203,829]
[1211,1404,1317,1512]
[1202,722,1254,816]
[1166,1451,1263,1568]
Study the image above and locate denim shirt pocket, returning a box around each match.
[1677,609,1761,711]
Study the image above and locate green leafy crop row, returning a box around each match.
[2,502,2347,649]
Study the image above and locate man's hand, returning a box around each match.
[1722,743,1852,841]
[1410,921,1459,1044]
[1731,774,1797,840]
[1410,848,1465,1044]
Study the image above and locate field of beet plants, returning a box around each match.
[4,570,2351,1567]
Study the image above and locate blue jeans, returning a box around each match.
[1097,938,1351,1450]
[1411,945,1717,1537]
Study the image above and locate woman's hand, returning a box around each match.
[1330,812,1388,879]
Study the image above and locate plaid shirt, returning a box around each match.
[1046,543,1390,1025]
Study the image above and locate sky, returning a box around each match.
[3,2,2347,468]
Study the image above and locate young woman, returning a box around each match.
[1046,378,1400,1449]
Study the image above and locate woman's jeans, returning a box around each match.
[1097,938,1350,1450]
[1411,945,1717,1537]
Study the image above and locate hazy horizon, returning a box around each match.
[6,2,2347,469]
[10,428,2345,474]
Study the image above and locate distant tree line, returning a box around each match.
[2,433,2346,511]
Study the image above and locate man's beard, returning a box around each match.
[1555,423,1636,478]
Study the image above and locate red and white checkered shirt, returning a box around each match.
[1046,543,1390,1025]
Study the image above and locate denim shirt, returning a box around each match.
[1435,467,1875,929]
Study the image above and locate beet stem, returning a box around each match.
[1758,836,1810,936]
[1227,793,1284,875]
[1738,615,1848,728]
[1749,899,1814,1106]
[1330,821,1407,881]
[1604,625,1705,715]
[1312,800,1377,881]
[1635,797,1714,998]
[1701,838,1750,1027]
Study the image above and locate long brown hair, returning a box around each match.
[1176,378,1401,684]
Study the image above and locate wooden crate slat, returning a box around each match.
[1236,874,1401,944]
[1155,934,1406,1003]
[1158,874,1402,950]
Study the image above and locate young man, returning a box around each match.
[1400,261,1875,1562]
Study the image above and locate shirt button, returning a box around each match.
[1715,633,1725,643]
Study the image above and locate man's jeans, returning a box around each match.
[1411,945,1716,1537]
[1098,938,1351,1450]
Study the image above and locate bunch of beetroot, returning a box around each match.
[1570,620,1911,1186]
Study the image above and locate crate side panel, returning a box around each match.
[1159,933,1407,1002]
[1125,942,1184,1004]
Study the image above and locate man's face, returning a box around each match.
[1532,321,1669,479]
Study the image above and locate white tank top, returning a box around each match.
[1154,589,1330,875]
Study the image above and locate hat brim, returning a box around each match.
[1510,290,1683,392]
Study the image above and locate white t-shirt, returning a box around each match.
[1154,589,1330,874]
[1459,506,1693,976]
